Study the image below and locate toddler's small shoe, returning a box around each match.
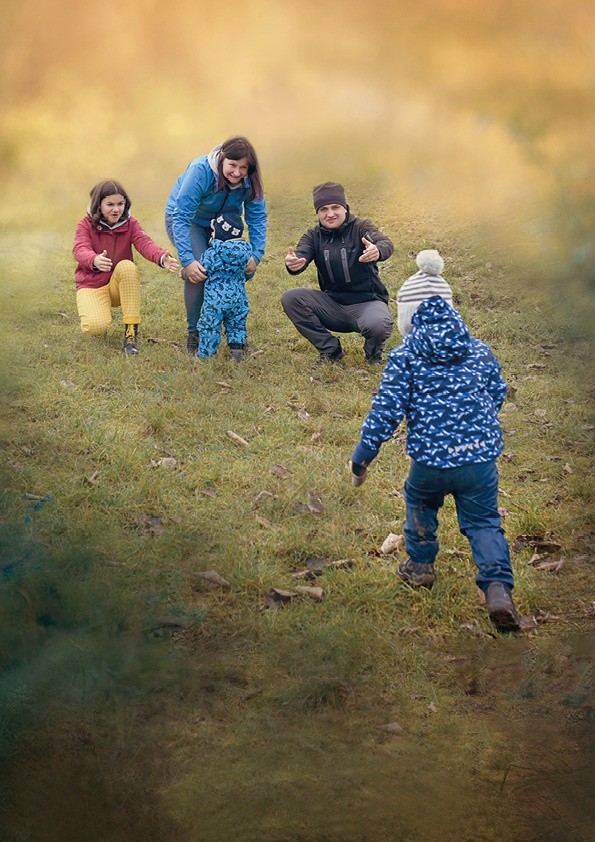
[485,583,521,632]
[397,558,436,589]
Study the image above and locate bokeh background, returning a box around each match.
[1,0,593,295]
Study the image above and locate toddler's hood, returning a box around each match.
[407,296,471,364]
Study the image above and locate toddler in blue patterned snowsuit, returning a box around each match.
[197,212,253,359]
[350,295,522,632]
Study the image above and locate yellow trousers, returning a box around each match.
[76,260,141,335]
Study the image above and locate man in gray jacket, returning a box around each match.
[282,182,394,366]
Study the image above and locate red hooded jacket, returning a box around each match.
[73,214,168,290]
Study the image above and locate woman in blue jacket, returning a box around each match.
[350,296,521,632]
[165,136,267,353]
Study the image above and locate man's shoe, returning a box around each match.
[186,330,199,355]
[365,351,383,365]
[397,558,436,589]
[312,344,345,368]
[485,583,521,631]
[123,324,139,355]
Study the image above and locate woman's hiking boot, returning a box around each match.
[397,558,436,589]
[485,583,521,632]
[186,330,199,355]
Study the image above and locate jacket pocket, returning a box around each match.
[340,247,352,284]
[323,249,336,284]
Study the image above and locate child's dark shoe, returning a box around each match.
[123,324,139,355]
[397,558,436,589]
[485,583,521,631]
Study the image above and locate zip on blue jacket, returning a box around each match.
[166,148,267,268]
[352,296,507,469]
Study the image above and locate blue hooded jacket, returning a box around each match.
[201,238,253,290]
[352,296,507,469]
[165,148,267,267]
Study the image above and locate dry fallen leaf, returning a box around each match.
[513,534,562,554]
[255,514,275,529]
[253,490,278,507]
[291,558,355,579]
[380,533,403,554]
[60,380,77,390]
[192,570,231,589]
[151,457,177,469]
[377,722,404,735]
[82,471,100,486]
[216,380,233,389]
[310,429,323,444]
[533,558,566,573]
[519,615,539,630]
[563,463,574,474]
[131,514,165,536]
[226,430,249,447]
[270,464,292,479]
[297,409,312,424]
[263,586,325,609]
[307,492,325,514]
[198,488,217,497]
[292,585,324,600]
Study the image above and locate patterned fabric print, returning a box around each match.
[76,259,140,335]
[198,238,253,357]
[359,296,508,469]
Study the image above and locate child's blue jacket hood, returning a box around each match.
[354,296,508,469]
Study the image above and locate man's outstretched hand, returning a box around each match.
[285,246,307,272]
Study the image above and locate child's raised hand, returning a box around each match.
[162,253,179,273]
[93,250,112,272]
[359,237,380,263]
[285,246,307,272]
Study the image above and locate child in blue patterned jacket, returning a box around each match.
[197,212,253,361]
[350,295,521,632]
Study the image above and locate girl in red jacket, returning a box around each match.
[73,179,179,354]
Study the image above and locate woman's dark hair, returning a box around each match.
[89,179,131,222]
[216,136,264,201]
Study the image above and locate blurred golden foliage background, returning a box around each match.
[1,0,593,278]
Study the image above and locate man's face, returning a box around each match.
[317,203,347,229]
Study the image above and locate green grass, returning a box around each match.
[0,190,593,842]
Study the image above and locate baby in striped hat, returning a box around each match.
[397,249,453,336]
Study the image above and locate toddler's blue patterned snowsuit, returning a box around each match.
[197,238,252,357]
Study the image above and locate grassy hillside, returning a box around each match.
[0,189,593,842]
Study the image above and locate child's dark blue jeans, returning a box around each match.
[403,458,514,592]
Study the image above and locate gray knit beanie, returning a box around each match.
[312,182,347,212]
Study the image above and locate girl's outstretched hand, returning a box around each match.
[285,246,307,271]
[162,253,180,272]
[93,249,112,272]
